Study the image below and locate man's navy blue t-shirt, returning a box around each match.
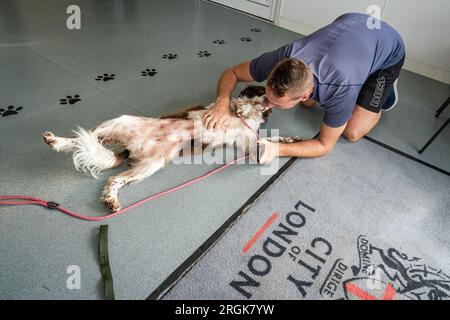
[249,13,405,128]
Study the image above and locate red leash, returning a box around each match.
[240,116,261,141]
[0,156,249,221]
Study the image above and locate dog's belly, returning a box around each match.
[98,114,253,160]
[200,117,247,146]
[119,117,196,158]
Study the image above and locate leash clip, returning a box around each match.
[46,201,59,210]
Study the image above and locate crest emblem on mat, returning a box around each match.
[322,235,450,300]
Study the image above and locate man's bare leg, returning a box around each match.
[343,105,382,142]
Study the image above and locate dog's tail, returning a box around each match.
[71,126,117,179]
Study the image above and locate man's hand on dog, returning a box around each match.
[203,98,231,129]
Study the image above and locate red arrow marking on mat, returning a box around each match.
[243,212,279,254]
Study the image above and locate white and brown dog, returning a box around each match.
[43,86,294,212]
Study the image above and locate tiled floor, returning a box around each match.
[0,0,448,299]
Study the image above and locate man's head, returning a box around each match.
[265,58,314,109]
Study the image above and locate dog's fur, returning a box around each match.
[43,86,284,212]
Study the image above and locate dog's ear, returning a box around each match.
[262,108,272,122]
[239,85,265,98]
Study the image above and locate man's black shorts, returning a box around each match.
[356,55,405,113]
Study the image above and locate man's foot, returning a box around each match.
[382,79,399,111]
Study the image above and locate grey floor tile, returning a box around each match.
[28,32,164,90]
[0,46,128,127]
[97,55,225,117]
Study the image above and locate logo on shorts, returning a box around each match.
[370,76,386,108]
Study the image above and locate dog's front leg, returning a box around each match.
[266,136,303,143]
[100,158,166,212]
[235,135,256,158]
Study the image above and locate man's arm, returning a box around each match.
[204,43,291,129]
[279,123,346,157]
[274,90,357,159]
[203,61,254,129]
[217,60,255,100]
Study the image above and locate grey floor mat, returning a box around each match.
[162,139,450,300]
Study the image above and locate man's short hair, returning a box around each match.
[267,58,313,98]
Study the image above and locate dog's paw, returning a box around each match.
[43,131,57,147]
[102,195,121,213]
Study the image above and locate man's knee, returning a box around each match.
[343,129,364,142]
[343,105,381,142]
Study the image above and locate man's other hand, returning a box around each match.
[258,139,279,164]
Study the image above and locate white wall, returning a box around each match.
[210,0,275,20]
[278,0,450,84]
[382,0,450,84]
[279,0,386,34]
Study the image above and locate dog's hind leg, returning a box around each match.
[111,150,130,169]
[43,131,79,153]
[100,157,166,212]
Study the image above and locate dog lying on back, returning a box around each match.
[43,86,285,212]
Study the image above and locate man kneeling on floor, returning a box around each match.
[203,13,405,164]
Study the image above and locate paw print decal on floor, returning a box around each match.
[141,68,158,77]
[240,37,252,42]
[162,53,178,60]
[95,73,115,81]
[250,28,261,33]
[0,105,23,117]
[60,95,81,105]
[213,40,226,45]
[197,50,212,57]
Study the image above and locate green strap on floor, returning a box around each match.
[99,225,115,300]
